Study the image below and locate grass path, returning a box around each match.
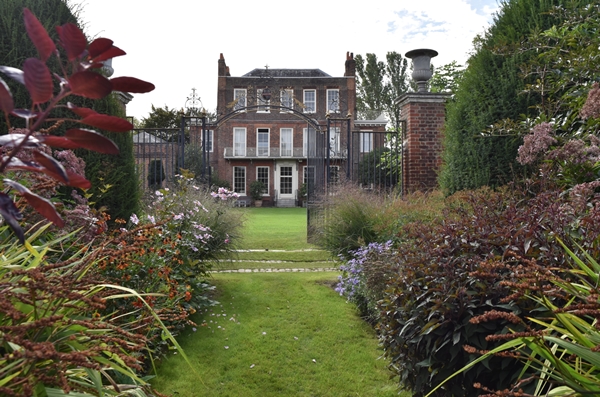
[151,208,407,396]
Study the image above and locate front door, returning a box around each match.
[275,162,297,202]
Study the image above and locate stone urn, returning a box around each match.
[405,49,438,93]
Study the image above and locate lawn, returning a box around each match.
[236,208,318,250]
[151,272,405,397]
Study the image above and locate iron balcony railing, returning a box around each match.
[223,147,347,159]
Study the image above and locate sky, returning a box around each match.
[67,0,500,121]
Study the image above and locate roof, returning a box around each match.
[355,113,388,126]
[133,131,167,144]
[242,68,331,78]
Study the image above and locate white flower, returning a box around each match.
[129,213,139,225]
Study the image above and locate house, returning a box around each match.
[209,53,387,207]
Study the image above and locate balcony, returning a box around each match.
[223,147,347,160]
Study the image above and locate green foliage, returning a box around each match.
[358,146,400,188]
[439,0,590,194]
[249,179,266,201]
[78,94,141,223]
[140,105,181,129]
[429,61,464,94]
[355,51,410,130]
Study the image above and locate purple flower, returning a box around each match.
[130,213,139,225]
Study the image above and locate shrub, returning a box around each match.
[373,182,600,396]
[0,224,165,397]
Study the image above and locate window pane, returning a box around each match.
[257,89,270,112]
[280,166,292,194]
[281,89,293,110]
[234,89,246,111]
[281,128,293,157]
[234,166,246,194]
[304,90,316,113]
[257,166,269,194]
[234,128,246,156]
[327,89,339,112]
[361,132,373,153]
[257,129,269,156]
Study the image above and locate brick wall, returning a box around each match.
[398,93,449,193]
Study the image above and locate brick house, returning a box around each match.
[210,53,387,207]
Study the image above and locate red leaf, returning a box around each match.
[34,151,68,184]
[56,23,87,61]
[111,77,155,93]
[66,171,91,189]
[81,114,133,132]
[4,179,64,227]
[67,103,98,118]
[93,46,126,63]
[0,77,14,114]
[69,71,112,99]
[89,38,114,58]
[23,8,56,62]
[39,135,80,150]
[65,128,119,154]
[24,58,53,104]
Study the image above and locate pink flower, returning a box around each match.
[130,213,139,225]
[517,122,557,165]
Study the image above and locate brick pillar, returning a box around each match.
[398,93,449,193]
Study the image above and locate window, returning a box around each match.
[360,132,373,153]
[327,89,340,113]
[257,166,269,195]
[329,127,341,156]
[280,128,293,157]
[257,128,269,156]
[233,127,246,156]
[303,127,316,157]
[257,88,270,112]
[233,166,246,194]
[280,166,293,195]
[204,130,214,152]
[303,89,316,113]
[329,165,340,184]
[234,89,246,111]
[280,89,294,111]
[303,166,315,186]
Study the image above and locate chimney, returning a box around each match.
[344,51,355,77]
[218,53,228,76]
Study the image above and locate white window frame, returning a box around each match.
[280,128,293,157]
[233,166,246,194]
[257,128,270,157]
[303,89,316,113]
[233,89,247,112]
[327,89,340,113]
[280,88,294,112]
[303,127,316,157]
[233,127,246,157]
[204,130,214,152]
[256,166,270,196]
[329,127,340,156]
[360,131,373,153]
[257,88,270,113]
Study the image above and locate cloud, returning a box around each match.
[69,0,499,119]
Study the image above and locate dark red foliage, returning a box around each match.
[0,8,154,242]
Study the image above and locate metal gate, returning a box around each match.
[132,115,211,192]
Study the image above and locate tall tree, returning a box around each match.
[140,104,182,129]
[355,51,410,131]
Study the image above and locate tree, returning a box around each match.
[140,104,181,129]
[355,51,410,131]
[438,0,594,195]
[429,61,465,94]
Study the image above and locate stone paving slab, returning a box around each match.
[215,267,339,273]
